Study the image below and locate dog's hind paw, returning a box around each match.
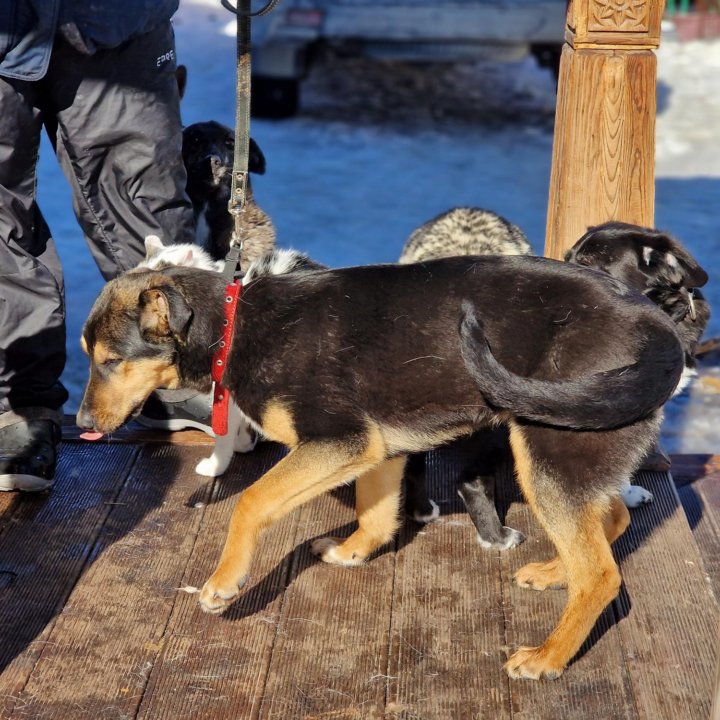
[622,483,654,508]
[310,537,365,566]
[514,558,566,590]
[505,646,565,681]
[478,526,526,550]
[412,499,440,524]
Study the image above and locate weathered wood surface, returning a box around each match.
[0,436,716,719]
[674,455,720,598]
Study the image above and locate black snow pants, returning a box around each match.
[0,22,194,424]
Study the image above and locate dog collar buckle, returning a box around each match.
[211,280,242,435]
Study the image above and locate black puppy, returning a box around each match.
[182,121,276,271]
[566,221,710,392]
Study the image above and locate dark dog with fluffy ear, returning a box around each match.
[182,121,276,269]
[566,221,710,393]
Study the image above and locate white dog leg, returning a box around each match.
[620,478,654,508]
[195,400,244,477]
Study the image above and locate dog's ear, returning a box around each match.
[139,285,193,342]
[176,65,188,100]
[144,235,164,259]
[249,137,266,175]
[639,232,708,288]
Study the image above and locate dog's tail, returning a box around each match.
[460,301,683,430]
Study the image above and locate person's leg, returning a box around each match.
[0,76,67,491]
[47,22,195,278]
[46,24,213,434]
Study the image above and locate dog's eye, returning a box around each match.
[101,358,122,369]
[224,138,233,148]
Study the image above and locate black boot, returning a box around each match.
[0,419,61,492]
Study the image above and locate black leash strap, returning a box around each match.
[222,0,252,282]
[221,0,281,281]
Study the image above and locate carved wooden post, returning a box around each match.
[545,0,665,259]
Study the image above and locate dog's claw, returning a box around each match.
[505,646,565,681]
[198,575,247,614]
[195,455,230,477]
[622,483,654,508]
[412,499,440,524]
[310,537,365,566]
[477,526,526,550]
[514,559,567,590]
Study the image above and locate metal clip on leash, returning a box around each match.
[221,0,281,282]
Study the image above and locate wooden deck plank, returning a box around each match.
[670,454,720,488]
[496,461,638,720]
[136,443,301,720]
[1,438,717,718]
[61,420,214,446]
[0,443,138,719]
[613,470,718,720]
[387,447,511,720]
[6,443,211,719]
[259,487,395,720]
[671,454,720,599]
[0,493,21,536]
[676,466,720,599]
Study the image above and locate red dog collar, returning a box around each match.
[211,280,242,435]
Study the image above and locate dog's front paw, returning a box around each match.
[198,573,247,614]
[514,559,566,590]
[505,646,565,681]
[195,454,230,477]
[622,483,654,508]
[310,537,365,566]
[478,526,526,551]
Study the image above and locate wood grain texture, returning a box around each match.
[569,0,664,46]
[1,439,717,718]
[258,487,394,720]
[387,446,510,720]
[136,443,295,720]
[496,460,639,720]
[545,46,656,258]
[0,443,138,719]
[614,470,718,720]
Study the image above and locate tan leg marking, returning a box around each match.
[311,455,405,566]
[259,400,299,447]
[505,423,623,680]
[199,426,387,614]
[513,494,630,592]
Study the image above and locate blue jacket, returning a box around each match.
[0,0,179,80]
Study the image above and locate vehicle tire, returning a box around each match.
[251,76,300,119]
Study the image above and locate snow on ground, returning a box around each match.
[40,1,719,452]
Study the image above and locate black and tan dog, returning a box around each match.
[77,253,684,680]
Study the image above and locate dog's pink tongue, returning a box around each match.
[80,431,104,441]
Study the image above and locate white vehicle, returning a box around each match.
[250,0,566,117]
